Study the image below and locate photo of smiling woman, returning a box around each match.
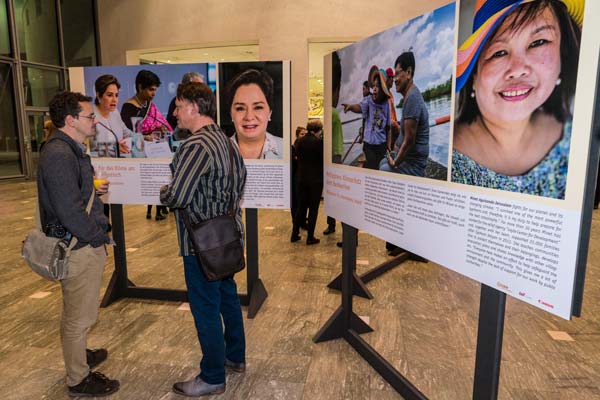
[452,0,584,199]
[220,64,284,160]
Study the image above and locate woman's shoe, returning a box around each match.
[155,214,166,221]
[322,226,335,235]
[306,237,320,245]
[146,213,151,220]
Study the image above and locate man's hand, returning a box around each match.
[342,103,350,113]
[96,180,110,195]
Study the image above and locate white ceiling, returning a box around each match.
[139,44,259,65]
[307,42,353,80]
[138,41,354,81]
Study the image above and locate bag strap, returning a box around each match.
[226,138,236,217]
[64,190,95,251]
[35,189,96,251]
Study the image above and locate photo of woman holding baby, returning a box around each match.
[451,0,584,199]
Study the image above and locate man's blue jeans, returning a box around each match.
[183,255,246,384]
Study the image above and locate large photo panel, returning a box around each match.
[70,61,291,209]
[218,62,284,159]
[218,61,291,208]
[70,63,213,205]
[70,63,212,159]
[324,0,600,319]
[334,4,455,181]
[452,0,585,200]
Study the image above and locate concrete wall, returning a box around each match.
[97,0,450,131]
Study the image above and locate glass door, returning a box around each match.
[26,111,48,175]
[0,62,23,177]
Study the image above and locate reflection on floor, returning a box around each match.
[1,180,599,399]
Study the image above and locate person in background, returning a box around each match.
[160,81,246,397]
[167,71,205,139]
[324,51,343,236]
[291,126,308,228]
[40,119,57,151]
[291,119,324,245]
[226,69,283,159]
[39,91,119,397]
[121,69,172,220]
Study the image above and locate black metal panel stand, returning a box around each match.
[314,223,427,399]
[327,252,411,298]
[472,285,506,400]
[571,53,600,317]
[240,208,268,318]
[101,205,268,319]
[314,224,373,342]
[315,224,514,399]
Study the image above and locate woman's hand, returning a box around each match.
[387,151,396,167]
[118,139,130,154]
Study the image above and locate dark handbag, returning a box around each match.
[182,139,245,281]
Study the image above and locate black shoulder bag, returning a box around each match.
[182,139,245,281]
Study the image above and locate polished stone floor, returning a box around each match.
[1,180,599,399]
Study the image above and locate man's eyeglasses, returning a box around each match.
[78,113,96,120]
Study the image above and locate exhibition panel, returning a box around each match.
[67,61,291,316]
[316,1,600,398]
[323,0,599,320]
[69,61,292,209]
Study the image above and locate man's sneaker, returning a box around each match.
[225,358,246,373]
[68,371,119,397]
[86,348,108,369]
[172,377,225,397]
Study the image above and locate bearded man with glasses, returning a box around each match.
[37,91,120,397]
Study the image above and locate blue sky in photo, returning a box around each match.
[337,2,456,109]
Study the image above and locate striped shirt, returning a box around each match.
[160,123,247,256]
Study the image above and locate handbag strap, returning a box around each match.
[35,189,96,251]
